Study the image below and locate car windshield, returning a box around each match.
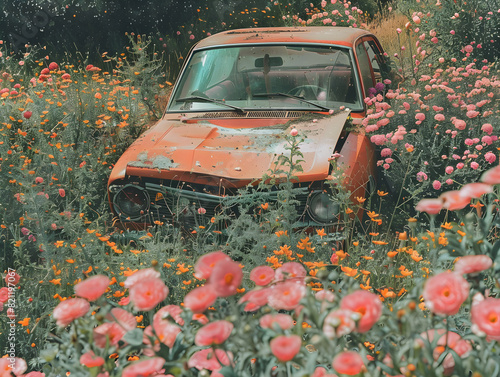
[167,44,363,113]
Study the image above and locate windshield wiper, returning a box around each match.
[176,96,246,113]
[253,92,331,112]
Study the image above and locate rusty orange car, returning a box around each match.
[108,27,392,230]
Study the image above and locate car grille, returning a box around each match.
[143,182,310,230]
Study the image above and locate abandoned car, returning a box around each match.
[107,26,391,230]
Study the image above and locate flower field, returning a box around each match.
[0,0,499,376]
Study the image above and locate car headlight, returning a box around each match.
[112,184,150,220]
[307,191,339,224]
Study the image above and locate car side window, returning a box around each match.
[355,41,374,98]
[363,39,389,84]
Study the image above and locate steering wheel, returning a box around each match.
[287,85,327,100]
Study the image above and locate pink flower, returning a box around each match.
[0,358,27,376]
[434,114,445,121]
[471,295,500,341]
[274,262,306,283]
[416,171,428,182]
[415,112,425,121]
[53,298,90,327]
[35,177,44,183]
[270,335,302,362]
[416,330,471,375]
[0,287,9,303]
[323,309,356,338]
[184,285,217,313]
[209,259,242,297]
[459,183,493,199]
[332,351,364,375]
[23,111,32,119]
[197,207,206,215]
[5,271,20,285]
[122,357,166,377]
[250,265,274,286]
[194,251,231,280]
[485,152,496,164]
[124,268,160,289]
[93,322,126,348]
[260,313,294,330]
[445,166,454,174]
[154,304,184,326]
[439,190,471,211]
[370,134,387,145]
[455,255,492,275]
[466,110,480,118]
[80,350,105,368]
[481,164,500,185]
[129,277,169,311]
[380,148,392,157]
[195,320,233,346]
[290,128,298,136]
[471,161,479,170]
[74,275,110,301]
[239,287,270,312]
[432,180,442,190]
[340,290,382,332]
[481,123,493,134]
[423,271,469,316]
[188,348,232,371]
[106,308,136,331]
[268,281,306,311]
[58,188,65,197]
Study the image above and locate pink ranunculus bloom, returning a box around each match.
[0,357,27,376]
[416,171,428,182]
[445,166,454,174]
[80,350,105,368]
[122,357,166,377]
[53,298,90,327]
[184,284,217,313]
[434,114,445,121]
[332,351,364,375]
[0,287,9,303]
[194,251,231,280]
[5,271,20,285]
[432,180,442,190]
[481,123,493,134]
[188,348,233,371]
[422,271,469,316]
[93,322,127,348]
[439,190,471,211]
[416,329,471,375]
[106,307,137,332]
[74,274,110,301]
[154,304,184,326]
[152,318,181,349]
[323,309,357,338]
[415,198,443,215]
[485,152,496,164]
[340,290,382,332]
[481,164,500,185]
[274,262,307,283]
[250,265,275,286]
[124,267,161,289]
[260,313,294,330]
[454,119,466,130]
[470,161,479,170]
[209,259,243,297]
[270,335,302,362]
[195,320,233,346]
[239,287,270,312]
[24,372,45,377]
[380,148,392,157]
[471,294,500,341]
[415,112,426,121]
[315,289,335,303]
[129,277,169,311]
[455,255,492,275]
[268,281,306,311]
[459,182,493,199]
[58,188,65,197]
[290,128,299,137]
[312,366,338,377]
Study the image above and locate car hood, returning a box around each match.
[110,112,350,183]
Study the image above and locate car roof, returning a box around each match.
[193,27,373,50]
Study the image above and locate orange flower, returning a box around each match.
[341,266,357,277]
[18,318,30,326]
[316,228,327,238]
[387,251,398,258]
[261,203,269,210]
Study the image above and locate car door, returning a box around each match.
[354,36,388,98]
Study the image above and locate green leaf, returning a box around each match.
[122,328,143,346]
